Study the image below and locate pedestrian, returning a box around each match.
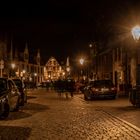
[66,78,75,98]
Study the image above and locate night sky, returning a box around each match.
[0,0,140,64]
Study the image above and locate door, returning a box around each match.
[8,80,19,110]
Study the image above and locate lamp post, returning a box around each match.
[22,70,26,81]
[11,63,15,69]
[89,42,97,80]
[79,58,85,80]
[131,25,140,87]
[34,72,37,85]
[10,62,16,77]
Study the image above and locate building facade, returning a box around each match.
[44,57,65,81]
[0,40,44,85]
[93,38,140,95]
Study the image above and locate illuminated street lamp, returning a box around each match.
[131,25,140,87]
[21,70,26,80]
[22,70,26,74]
[34,73,37,84]
[89,43,92,48]
[79,58,84,65]
[131,25,140,42]
[10,62,16,77]
[11,63,15,69]
[79,58,85,80]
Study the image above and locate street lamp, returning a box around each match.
[79,58,84,66]
[11,63,15,69]
[34,73,37,77]
[10,62,16,77]
[131,26,140,42]
[89,43,92,48]
[79,58,85,80]
[21,70,26,80]
[131,25,140,87]
[34,73,37,85]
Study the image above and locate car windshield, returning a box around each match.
[91,80,114,87]
[13,79,22,88]
[0,78,7,91]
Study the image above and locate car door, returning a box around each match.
[8,80,19,111]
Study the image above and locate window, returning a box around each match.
[0,79,7,91]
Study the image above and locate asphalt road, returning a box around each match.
[0,88,140,140]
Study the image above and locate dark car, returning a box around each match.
[0,78,20,119]
[7,78,21,111]
[0,78,10,119]
[12,78,27,106]
[83,79,117,100]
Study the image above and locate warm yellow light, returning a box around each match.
[79,58,84,65]
[89,44,92,48]
[63,72,65,76]
[66,67,70,72]
[23,70,26,74]
[11,63,15,69]
[34,73,37,76]
[29,77,32,81]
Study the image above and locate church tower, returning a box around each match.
[66,56,70,77]
[36,49,40,65]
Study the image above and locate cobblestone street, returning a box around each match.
[0,88,140,140]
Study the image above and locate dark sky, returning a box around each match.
[0,0,140,63]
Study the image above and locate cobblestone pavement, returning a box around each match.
[0,89,140,140]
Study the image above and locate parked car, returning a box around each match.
[7,78,21,111]
[83,79,117,100]
[12,78,27,106]
[0,78,10,119]
[0,78,20,119]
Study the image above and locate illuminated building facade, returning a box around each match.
[0,39,44,84]
[44,57,65,80]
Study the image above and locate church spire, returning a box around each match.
[36,49,40,65]
[66,56,70,76]
[66,56,70,67]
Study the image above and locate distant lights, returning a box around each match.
[34,73,37,76]
[11,63,15,69]
[89,44,92,48]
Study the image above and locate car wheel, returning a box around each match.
[0,103,10,119]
